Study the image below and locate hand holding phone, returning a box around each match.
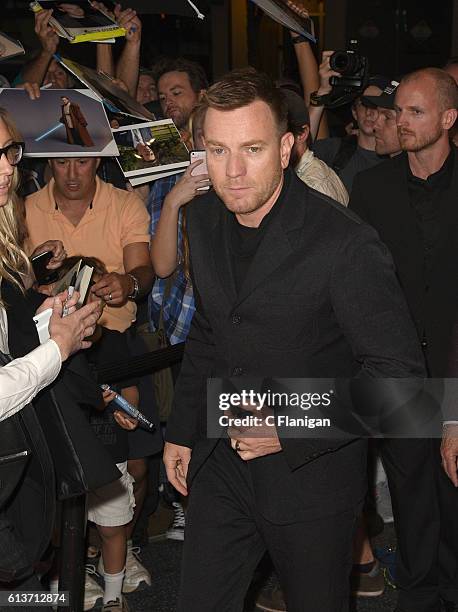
[190,150,210,191]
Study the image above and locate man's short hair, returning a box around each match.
[199,67,288,136]
[139,67,155,80]
[280,88,310,136]
[152,58,208,93]
[401,67,458,111]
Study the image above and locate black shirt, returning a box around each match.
[229,170,291,292]
[407,148,454,279]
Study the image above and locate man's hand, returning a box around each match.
[228,414,282,461]
[114,4,141,44]
[34,8,59,56]
[16,82,41,100]
[31,240,67,271]
[48,298,101,361]
[285,0,309,19]
[163,442,191,496]
[113,410,138,430]
[318,50,341,96]
[441,424,458,487]
[91,272,132,305]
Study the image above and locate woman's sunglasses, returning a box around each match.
[0,142,24,166]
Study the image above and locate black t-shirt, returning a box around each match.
[229,170,290,292]
[86,327,138,464]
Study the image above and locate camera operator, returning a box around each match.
[310,51,387,193]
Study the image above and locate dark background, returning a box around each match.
[1,1,457,86]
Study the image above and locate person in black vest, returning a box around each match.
[163,67,425,612]
[350,67,458,612]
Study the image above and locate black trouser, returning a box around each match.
[178,440,359,612]
[381,438,458,612]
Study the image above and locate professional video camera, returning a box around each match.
[329,40,369,93]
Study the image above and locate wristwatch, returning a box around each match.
[127,273,140,300]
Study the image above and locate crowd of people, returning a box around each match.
[0,2,457,612]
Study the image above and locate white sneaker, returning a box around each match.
[102,597,129,612]
[84,564,104,611]
[166,502,185,541]
[123,545,152,593]
[98,545,151,593]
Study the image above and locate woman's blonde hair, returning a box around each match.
[0,107,30,305]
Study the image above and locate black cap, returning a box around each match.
[362,80,400,110]
[280,88,310,130]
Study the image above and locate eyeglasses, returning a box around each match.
[0,142,24,166]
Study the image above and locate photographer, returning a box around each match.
[310,51,387,193]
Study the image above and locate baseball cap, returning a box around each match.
[280,88,310,130]
[363,80,400,110]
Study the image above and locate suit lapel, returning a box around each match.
[210,207,237,304]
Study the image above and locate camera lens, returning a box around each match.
[330,51,361,76]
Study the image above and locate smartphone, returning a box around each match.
[31,251,58,285]
[190,150,210,191]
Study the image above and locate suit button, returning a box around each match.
[232,367,244,376]
[231,314,241,325]
[421,340,428,349]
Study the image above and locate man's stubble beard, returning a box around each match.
[213,165,283,216]
[398,123,443,153]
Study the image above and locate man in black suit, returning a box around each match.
[350,68,458,612]
[163,68,425,612]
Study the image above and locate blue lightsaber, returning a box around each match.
[35,123,64,142]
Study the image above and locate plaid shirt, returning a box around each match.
[147,174,195,345]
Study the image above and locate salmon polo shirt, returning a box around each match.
[25,177,150,332]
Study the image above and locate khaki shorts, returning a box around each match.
[87,461,135,527]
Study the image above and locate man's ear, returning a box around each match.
[280,131,295,169]
[198,89,206,102]
[442,108,458,132]
[351,105,358,122]
[95,157,101,171]
[295,125,310,145]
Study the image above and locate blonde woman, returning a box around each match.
[0,107,100,590]
[0,107,101,416]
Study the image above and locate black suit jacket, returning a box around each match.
[166,171,425,522]
[349,150,458,378]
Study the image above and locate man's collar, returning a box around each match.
[36,176,105,213]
